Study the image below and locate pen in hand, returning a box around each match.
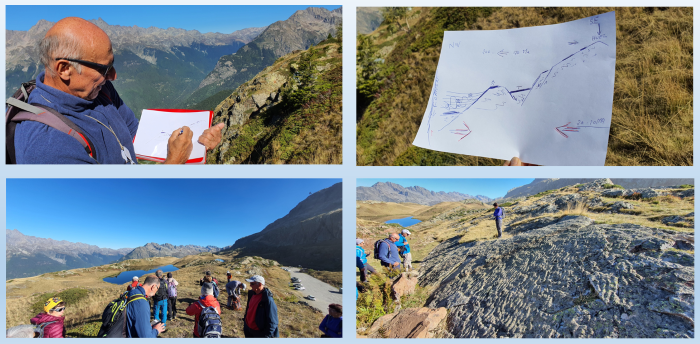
[179,128,184,135]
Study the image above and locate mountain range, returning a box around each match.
[5,229,219,280]
[182,7,343,110]
[357,182,492,205]
[503,178,695,199]
[226,182,342,271]
[5,6,341,118]
[5,229,132,279]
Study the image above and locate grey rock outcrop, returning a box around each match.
[418,216,694,338]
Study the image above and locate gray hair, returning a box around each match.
[6,325,37,338]
[40,32,83,77]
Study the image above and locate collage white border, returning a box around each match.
[0,0,697,341]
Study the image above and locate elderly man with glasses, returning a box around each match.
[243,275,279,338]
[12,17,224,164]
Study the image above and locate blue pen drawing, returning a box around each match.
[430,39,610,140]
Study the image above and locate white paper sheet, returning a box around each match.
[133,109,212,164]
[413,12,616,166]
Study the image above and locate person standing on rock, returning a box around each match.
[226,280,246,310]
[126,275,165,338]
[227,271,232,283]
[166,272,179,320]
[395,229,413,272]
[318,303,342,338]
[356,239,376,276]
[377,233,401,271]
[493,203,504,238]
[243,275,279,338]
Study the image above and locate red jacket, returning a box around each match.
[185,295,221,337]
[30,313,65,338]
[126,281,142,291]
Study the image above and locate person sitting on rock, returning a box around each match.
[377,233,402,271]
[30,297,67,338]
[185,282,221,338]
[319,303,342,338]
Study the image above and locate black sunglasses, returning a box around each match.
[55,58,114,77]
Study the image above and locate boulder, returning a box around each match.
[367,307,447,338]
[392,272,418,300]
[602,189,623,198]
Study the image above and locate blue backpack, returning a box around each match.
[197,302,222,338]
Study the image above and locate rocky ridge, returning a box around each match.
[119,242,220,261]
[227,182,342,270]
[412,180,695,338]
[504,178,694,200]
[357,182,492,205]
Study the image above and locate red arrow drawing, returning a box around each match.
[452,121,472,141]
[555,122,580,138]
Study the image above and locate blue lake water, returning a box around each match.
[215,259,224,262]
[385,216,422,227]
[103,265,180,285]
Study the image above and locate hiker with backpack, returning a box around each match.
[319,303,342,338]
[152,270,169,328]
[6,17,224,164]
[375,234,401,271]
[226,280,246,310]
[395,229,413,272]
[493,203,504,238]
[356,239,376,277]
[126,276,142,292]
[126,275,165,338]
[166,272,179,320]
[29,297,66,338]
[185,282,222,338]
[243,275,279,338]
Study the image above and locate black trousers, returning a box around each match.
[167,296,177,318]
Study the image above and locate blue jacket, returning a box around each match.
[126,286,158,338]
[356,245,368,264]
[243,288,279,338]
[15,71,139,164]
[377,239,401,266]
[319,315,342,338]
[395,235,411,254]
[493,207,504,220]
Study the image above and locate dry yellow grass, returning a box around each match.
[357,7,693,166]
[356,201,429,222]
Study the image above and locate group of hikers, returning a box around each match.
[356,229,413,297]
[7,269,281,338]
[9,265,345,338]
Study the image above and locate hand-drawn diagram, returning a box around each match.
[413,12,617,166]
[133,110,211,163]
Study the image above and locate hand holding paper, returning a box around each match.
[133,109,214,164]
[198,123,225,151]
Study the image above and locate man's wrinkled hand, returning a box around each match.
[164,126,193,164]
[198,123,225,150]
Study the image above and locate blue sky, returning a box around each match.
[357,179,535,199]
[6,5,342,34]
[6,179,340,249]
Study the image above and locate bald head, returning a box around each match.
[41,17,112,76]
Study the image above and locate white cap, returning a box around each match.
[246,275,265,285]
[132,276,139,281]
[241,283,247,290]
[402,229,411,235]
[356,238,364,245]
